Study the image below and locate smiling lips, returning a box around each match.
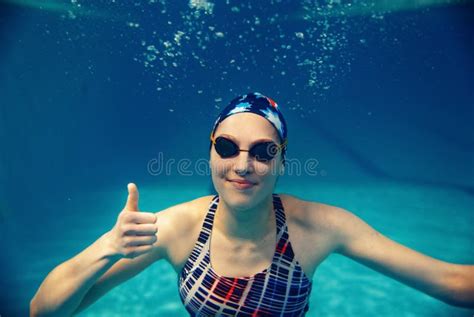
[228,179,256,190]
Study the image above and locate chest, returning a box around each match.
[169,203,333,280]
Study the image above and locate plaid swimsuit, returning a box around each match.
[178,194,313,316]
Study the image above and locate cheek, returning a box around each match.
[254,163,271,177]
[254,159,281,178]
[210,155,230,179]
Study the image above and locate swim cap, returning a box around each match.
[210,92,288,159]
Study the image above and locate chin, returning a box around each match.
[217,184,252,206]
[226,196,255,211]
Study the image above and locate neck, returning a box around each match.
[215,194,274,242]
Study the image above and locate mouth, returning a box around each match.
[227,179,256,190]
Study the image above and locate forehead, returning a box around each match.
[214,113,279,141]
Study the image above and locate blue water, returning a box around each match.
[1,1,473,316]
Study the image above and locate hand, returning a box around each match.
[106,183,158,259]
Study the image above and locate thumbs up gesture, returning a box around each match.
[106,183,158,259]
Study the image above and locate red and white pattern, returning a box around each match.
[178,194,313,316]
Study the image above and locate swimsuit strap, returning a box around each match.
[190,194,219,256]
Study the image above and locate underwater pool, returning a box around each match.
[1,1,473,316]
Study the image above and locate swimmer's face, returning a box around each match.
[210,113,284,210]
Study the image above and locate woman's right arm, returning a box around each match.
[30,183,169,316]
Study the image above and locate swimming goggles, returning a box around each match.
[210,134,287,162]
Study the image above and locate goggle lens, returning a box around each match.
[214,136,279,162]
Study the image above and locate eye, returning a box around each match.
[215,137,239,157]
[252,142,277,162]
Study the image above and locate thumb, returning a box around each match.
[124,183,139,211]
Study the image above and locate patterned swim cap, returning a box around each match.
[210,92,288,160]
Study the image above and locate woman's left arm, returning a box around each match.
[315,204,474,307]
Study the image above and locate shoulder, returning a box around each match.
[153,195,215,247]
[154,195,215,230]
[278,193,361,250]
[278,193,349,226]
[276,193,364,273]
[153,195,215,267]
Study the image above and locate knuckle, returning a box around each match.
[141,236,151,244]
[119,224,128,234]
[126,225,138,235]
[127,238,135,245]
[122,212,132,222]
[118,211,127,221]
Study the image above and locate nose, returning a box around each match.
[233,150,252,175]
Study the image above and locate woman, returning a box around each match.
[30,93,474,316]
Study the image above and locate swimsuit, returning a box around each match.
[178,194,313,316]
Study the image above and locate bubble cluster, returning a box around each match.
[188,0,215,15]
[127,1,396,109]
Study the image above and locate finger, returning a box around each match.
[123,211,157,225]
[126,235,157,247]
[123,223,158,236]
[124,245,154,259]
[124,183,139,211]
